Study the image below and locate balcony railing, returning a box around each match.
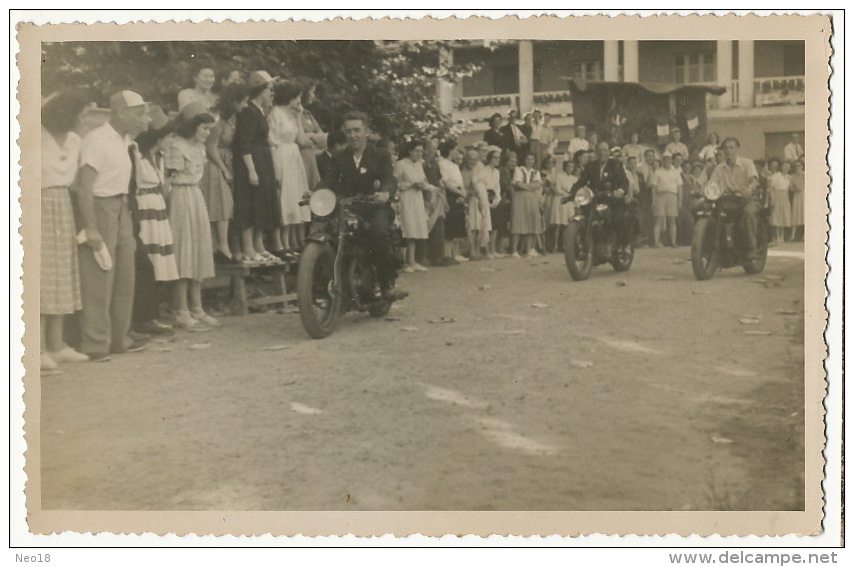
[754,75,804,107]
[455,90,576,124]
[455,94,519,121]
[453,74,805,125]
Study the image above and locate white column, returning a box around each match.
[716,40,733,109]
[436,46,454,115]
[518,40,534,113]
[623,40,639,82]
[738,40,755,108]
[603,40,619,81]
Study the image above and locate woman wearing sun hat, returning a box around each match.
[232,70,284,263]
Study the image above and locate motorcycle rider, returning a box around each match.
[705,137,761,260]
[317,110,403,299]
[569,140,633,250]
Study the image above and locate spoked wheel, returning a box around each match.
[743,221,769,275]
[296,242,341,339]
[563,220,593,281]
[691,218,720,280]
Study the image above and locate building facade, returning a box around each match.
[442,40,805,160]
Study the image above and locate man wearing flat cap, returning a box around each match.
[75,90,152,359]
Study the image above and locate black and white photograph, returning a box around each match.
[12,11,837,542]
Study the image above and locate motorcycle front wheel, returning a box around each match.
[564,220,593,281]
[691,217,720,280]
[611,243,635,272]
[296,242,342,339]
[743,222,769,275]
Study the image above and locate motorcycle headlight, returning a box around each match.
[575,187,593,207]
[309,189,337,217]
[704,182,723,201]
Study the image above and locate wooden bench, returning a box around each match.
[210,261,297,316]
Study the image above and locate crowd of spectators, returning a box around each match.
[39,64,807,373]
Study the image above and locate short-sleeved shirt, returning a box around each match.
[79,122,134,197]
[437,157,464,192]
[165,136,207,186]
[708,157,759,197]
[651,167,683,194]
[41,127,81,188]
[665,141,689,159]
[567,138,590,156]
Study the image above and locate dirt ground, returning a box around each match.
[38,242,805,512]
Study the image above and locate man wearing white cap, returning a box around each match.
[75,90,151,360]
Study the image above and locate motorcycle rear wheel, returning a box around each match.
[346,253,392,318]
[691,217,720,280]
[296,242,341,339]
[564,220,593,281]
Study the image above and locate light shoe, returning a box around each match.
[528,250,541,258]
[50,346,89,363]
[454,255,469,262]
[41,352,58,370]
[511,252,521,258]
[486,253,496,259]
[191,310,221,327]
[413,263,428,272]
[174,310,211,332]
[402,266,416,274]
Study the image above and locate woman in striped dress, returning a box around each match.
[165,103,219,331]
[40,91,90,371]
[130,105,180,335]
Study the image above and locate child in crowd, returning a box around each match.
[165,102,220,330]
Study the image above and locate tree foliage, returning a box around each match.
[41,40,479,143]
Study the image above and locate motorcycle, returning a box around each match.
[690,182,770,280]
[562,187,636,281]
[296,189,405,339]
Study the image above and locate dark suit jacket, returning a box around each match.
[483,128,506,149]
[570,158,630,198]
[500,123,523,154]
[316,150,334,182]
[319,144,396,199]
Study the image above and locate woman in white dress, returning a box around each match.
[393,140,432,273]
[767,158,793,243]
[482,150,502,258]
[268,81,311,257]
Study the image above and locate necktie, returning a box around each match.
[128,144,138,191]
